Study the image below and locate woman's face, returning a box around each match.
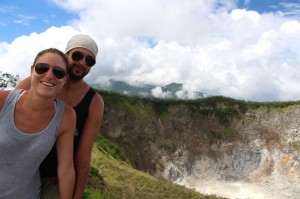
[31,52,67,98]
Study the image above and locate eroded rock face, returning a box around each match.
[101,99,300,198]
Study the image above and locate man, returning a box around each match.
[17,34,104,199]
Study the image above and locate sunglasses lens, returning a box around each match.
[85,56,95,67]
[71,51,84,61]
[53,67,66,79]
[71,51,95,67]
[35,63,66,79]
[35,63,50,74]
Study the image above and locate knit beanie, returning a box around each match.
[65,34,98,57]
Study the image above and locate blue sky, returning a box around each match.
[1,0,300,102]
[0,0,75,42]
[238,0,300,14]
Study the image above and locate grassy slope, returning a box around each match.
[84,134,226,199]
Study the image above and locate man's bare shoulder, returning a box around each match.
[91,91,104,111]
[16,77,31,90]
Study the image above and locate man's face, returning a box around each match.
[67,47,96,81]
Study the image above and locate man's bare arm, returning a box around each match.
[16,77,31,89]
[73,93,104,199]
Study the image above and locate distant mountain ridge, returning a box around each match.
[92,80,209,99]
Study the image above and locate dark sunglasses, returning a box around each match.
[34,63,66,79]
[71,51,95,67]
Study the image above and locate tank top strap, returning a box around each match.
[0,89,23,117]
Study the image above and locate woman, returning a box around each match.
[0,48,76,199]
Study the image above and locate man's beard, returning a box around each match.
[68,68,88,81]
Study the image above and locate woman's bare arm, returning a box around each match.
[56,105,76,199]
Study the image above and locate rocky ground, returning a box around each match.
[101,96,300,199]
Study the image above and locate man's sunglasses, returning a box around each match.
[71,51,96,67]
[34,63,66,79]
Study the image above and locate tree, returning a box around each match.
[0,72,19,90]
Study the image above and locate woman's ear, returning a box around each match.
[30,65,34,74]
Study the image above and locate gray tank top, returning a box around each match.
[0,89,65,199]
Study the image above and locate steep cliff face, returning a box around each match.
[100,93,300,199]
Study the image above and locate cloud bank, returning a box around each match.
[1,0,300,101]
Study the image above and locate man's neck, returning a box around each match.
[64,78,87,90]
[57,79,90,107]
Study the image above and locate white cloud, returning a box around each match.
[151,86,172,99]
[1,0,300,101]
[14,14,35,26]
[151,86,163,98]
[0,26,79,79]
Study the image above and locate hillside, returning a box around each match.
[97,89,300,199]
[86,134,225,199]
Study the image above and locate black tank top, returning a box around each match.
[40,88,96,177]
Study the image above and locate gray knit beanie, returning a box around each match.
[65,34,98,57]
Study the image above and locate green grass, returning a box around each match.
[84,133,226,199]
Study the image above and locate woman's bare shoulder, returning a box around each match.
[0,90,11,111]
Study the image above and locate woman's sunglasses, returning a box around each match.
[34,63,66,79]
[71,51,96,67]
